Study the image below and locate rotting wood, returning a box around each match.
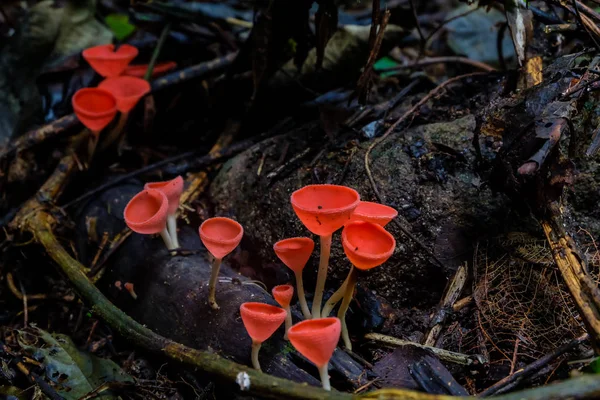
[423,262,468,347]
[541,211,600,349]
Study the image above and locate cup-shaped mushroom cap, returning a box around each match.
[342,221,396,270]
[98,76,151,113]
[82,44,139,77]
[72,88,117,134]
[199,217,243,259]
[272,285,294,308]
[123,189,169,234]
[240,302,287,343]
[288,317,341,367]
[144,176,184,215]
[347,201,398,227]
[124,61,177,78]
[273,237,314,273]
[291,185,360,236]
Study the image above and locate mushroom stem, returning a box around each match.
[208,257,223,310]
[294,270,312,319]
[337,266,358,350]
[167,214,179,248]
[100,111,129,151]
[159,227,175,250]
[283,306,292,340]
[322,266,354,317]
[312,234,332,319]
[251,340,262,371]
[318,364,331,391]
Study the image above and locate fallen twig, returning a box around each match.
[364,332,485,366]
[479,333,589,396]
[423,262,468,347]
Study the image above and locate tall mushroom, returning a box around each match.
[199,217,243,310]
[272,285,294,338]
[240,302,287,371]
[72,88,117,158]
[123,189,174,250]
[288,317,341,391]
[291,185,360,319]
[337,221,395,350]
[273,237,314,319]
[322,201,398,317]
[144,176,184,248]
[82,44,138,78]
[98,76,151,151]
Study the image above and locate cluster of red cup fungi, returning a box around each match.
[72,44,176,156]
[124,181,397,391]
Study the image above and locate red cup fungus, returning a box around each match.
[123,189,174,251]
[199,217,243,310]
[272,284,294,338]
[82,44,139,78]
[336,221,396,350]
[145,176,184,248]
[123,61,177,78]
[273,237,314,319]
[240,302,287,371]
[347,201,398,227]
[72,88,117,134]
[98,76,151,151]
[288,317,341,390]
[323,203,398,316]
[98,76,151,114]
[290,184,360,318]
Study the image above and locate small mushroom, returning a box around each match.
[337,221,395,350]
[124,282,137,299]
[240,302,287,371]
[144,176,184,248]
[288,317,341,391]
[323,201,398,317]
[123,61,177,78]
[72,88,117,158]
[346,201,398,227]
[123,189,175,250]
[98,76,151,151]
[199,217,243,309]
[82,44,139,78]
[272,285,294,339]
[273,237,314,319]
[291,184,360,318]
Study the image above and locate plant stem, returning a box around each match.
[322,266,353,317]
[251,340,262,371]
[159,228,175,250]
[144,23,172,81]
[337,267,358,350]
[312,234,332,319]
[318,364,331,391]
[208,257,223,309]
[295,270,312,319]
[284,306,292,339]
[167,214,179,248]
